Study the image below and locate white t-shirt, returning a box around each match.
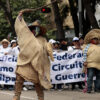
[0,45,19,56]
[67,46,76,51]
[11,46,19,56]
[0,46,12,54]
[7,46,20,56]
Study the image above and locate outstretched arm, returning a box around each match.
[18,9,35,21]
[18,11,23,21]
[17,0,59,19]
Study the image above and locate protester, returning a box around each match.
[0,39,12,90]
[49,40,60,90]
[5,39,19,56]
[79,36,84,47]
[53,41,60,51]
[68,37,82,51]
[0,39,11,54]
[4,39,19,90]
[12,10,54,100]
[55,39,68,90]
[10,40,19,56]
[83,29,100,93]
[59,39,68,51]
[68,37,83,90]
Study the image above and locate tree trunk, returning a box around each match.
[82,0,90,36]
[51,0,65,40]
[0,0,16,36]
[83,0,99,29]
[68,0,79,37]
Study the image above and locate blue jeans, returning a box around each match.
[87,68,100,91]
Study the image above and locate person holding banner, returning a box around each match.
[5,39,19,57]
[13,10,54,100]
[0,39,12,90]
[83,29,100,93]
[68,37,83,90]
[0,39,10,54]
[10,40,19,56]
[68,37,82,51]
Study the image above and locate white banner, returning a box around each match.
[0,53,33,85]
[0,53,17,85]
[51,50,85,84]
[0,50,85,85]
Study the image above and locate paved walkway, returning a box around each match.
[0,89,100,100]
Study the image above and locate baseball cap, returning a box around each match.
[49,39,56,44]
[73,37,79,41]
[11,40,17,44]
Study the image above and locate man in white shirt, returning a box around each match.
[68,37,81,51]
[0,39,11,54]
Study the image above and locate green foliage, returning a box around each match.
[0,8,11,39]
[47,29,56,40]
[0,0,47,40]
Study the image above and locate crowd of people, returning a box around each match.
[48,30,100,94]
[0,12,100,95]
[0,36,83,91]
[49,36,84,91]
[1,7,100,100]
[0,38,19,90]
[0,29,100,94]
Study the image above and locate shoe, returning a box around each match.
[72,85,75,90]
[58,89,63,91]
[9,87,14,91]
[87,90,91,93]
[94,89,100,93]
[79,86,83,89]
[23,87,28,91]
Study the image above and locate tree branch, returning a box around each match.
[19,0,60,13]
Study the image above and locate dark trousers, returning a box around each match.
[87,68,100,91]
[71,82,83,90]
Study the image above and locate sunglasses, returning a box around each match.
[73,40,79,42]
